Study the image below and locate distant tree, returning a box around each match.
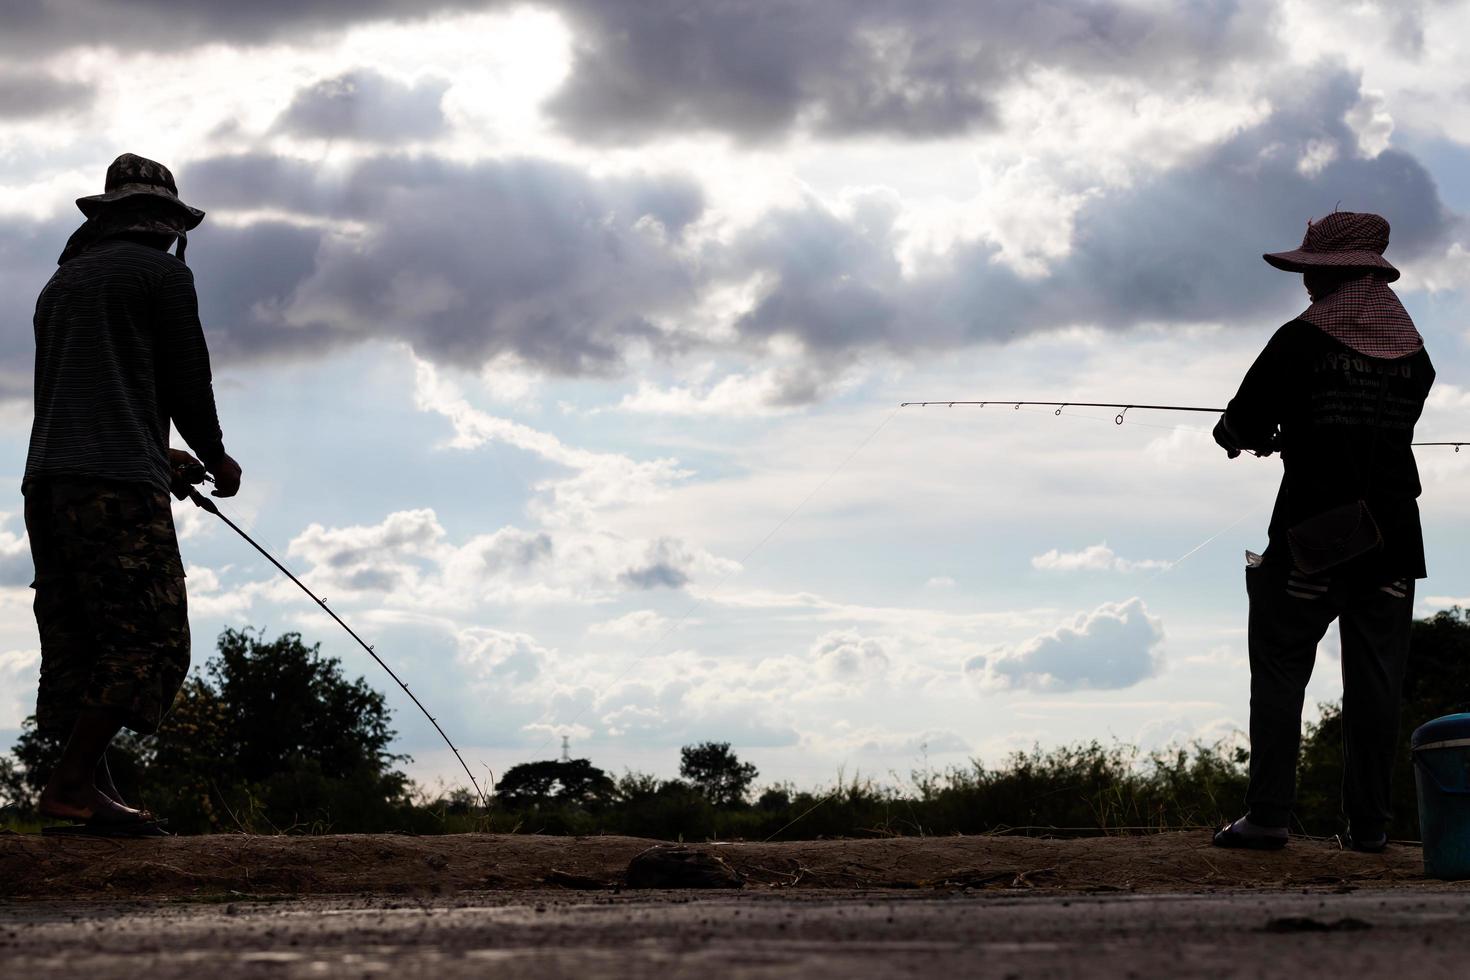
[679,741,758,806]
[1,628,412,833]
[757,785,792,811]
[206,628,403,784]
[1296,607,1470,838]
[616,770,666,802]
[495,758,618,807]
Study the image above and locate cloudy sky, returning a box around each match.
[3,0,1470,795]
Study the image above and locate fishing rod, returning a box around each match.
[181,481,488,810]
[901,399,1220,424]
[899,400,1468,448]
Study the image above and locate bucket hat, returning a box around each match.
[75,153,204,230]
[1262,211,1398,282]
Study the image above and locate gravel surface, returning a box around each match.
[5,888,1470,978]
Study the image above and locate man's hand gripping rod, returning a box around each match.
[182,482,488,810]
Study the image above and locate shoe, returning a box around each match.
[1342,830,1387,854]
[1213,816,1288,851]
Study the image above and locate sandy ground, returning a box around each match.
[4,832,1469,977]
[0,830,1448,897]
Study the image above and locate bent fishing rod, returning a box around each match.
[899,400,1468,449]
[181,483,489,809]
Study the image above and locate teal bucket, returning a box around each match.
[1412,713,1470,880]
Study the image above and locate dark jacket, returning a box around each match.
[1223,319,1434,582]
[24,236,225,494]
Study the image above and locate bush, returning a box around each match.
[2,628,414,834]
[11,608,1469,841]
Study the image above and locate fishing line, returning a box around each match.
[182,485,488,809]
[1148,509,1257,578]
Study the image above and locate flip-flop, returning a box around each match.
[42,819,171,839]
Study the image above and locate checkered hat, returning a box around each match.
[75,153,204,230]
[1262,211,1399,283]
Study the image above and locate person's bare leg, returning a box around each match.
[39,709,146,823]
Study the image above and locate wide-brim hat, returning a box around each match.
[75,152,205,230]
[1263,210,1398,282]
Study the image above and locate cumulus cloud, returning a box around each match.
[811,629,891,681]
[182,562,257,620]
[0,513,32,587]
[288,508,447,594]
[279,507,728,607]
[544,0,1278,142]
[1031,543,1169,573]
[588,610,673,640]
[1032,544,1116,572]
[966,597,1164,692]
[619,538,703,590]
[456,626,549,685]
[0,647,40,730]
[274,69,450,143]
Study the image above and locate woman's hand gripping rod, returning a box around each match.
[172,461,488,810]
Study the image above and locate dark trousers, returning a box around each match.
[1244,563,1413,833]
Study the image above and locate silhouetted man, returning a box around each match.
[1212,211,1433,853]
[25,153,242,836]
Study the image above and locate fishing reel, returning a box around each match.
[169,452,208,501]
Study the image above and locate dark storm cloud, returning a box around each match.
[0,217,70,399]
[0,70,93,119]
[187,221,333,365]
[544,0,1277,142]
[2,1,1274,143]
[0,70,1457,409]
[0,0,490,55]
[181,153,706,374]
[729,68,1460,363]
[274,69,450,143]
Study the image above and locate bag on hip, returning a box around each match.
[1287,500,1382,575]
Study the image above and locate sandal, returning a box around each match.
[1212,819,1288,851]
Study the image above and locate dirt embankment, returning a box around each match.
[0,830,1447,899]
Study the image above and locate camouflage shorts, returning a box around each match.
[25,479,189,737]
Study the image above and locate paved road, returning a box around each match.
[4,888,1470,978]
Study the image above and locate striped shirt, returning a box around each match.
[24,236,225,494]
